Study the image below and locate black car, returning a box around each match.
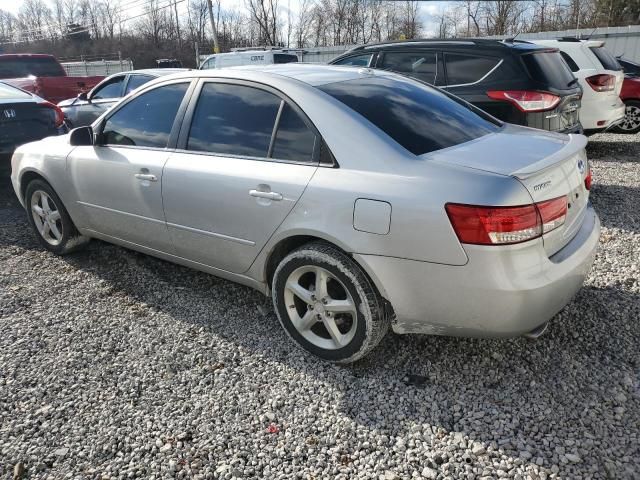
[330,39,582,134]
[0,81,63,158]
[618,57,640,77]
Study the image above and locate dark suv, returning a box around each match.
[330,39,582,134]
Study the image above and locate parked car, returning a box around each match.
[532,38,625,135]
[156,58,183,68]
[330,39,583,134]
[610,75,640,133]
[617,56,640,77]
[200,49,298,69]
[0,81,64,160]
[0,54,103,104]
[58,68,188,128]
[11,65,599,362]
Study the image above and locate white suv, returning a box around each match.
[532,38,625,134]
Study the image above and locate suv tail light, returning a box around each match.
[39,101,65,128]
[446,196,568,246]
[585,74,616,92]
[486,90,561,112]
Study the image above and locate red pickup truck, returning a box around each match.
[0,54,103,104]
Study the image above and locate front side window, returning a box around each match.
[125,75,154,95]
[333,53,373,67]
[93,76,125,100]
[318,76,499,156]
[445,54,499,86]
[187,83,281,157]
[102,82,188,148]
[380,51,437,84]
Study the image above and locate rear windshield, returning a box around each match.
[589,46,622,71]
[522,51,576,89]
[317,76,500,156]
[274,54,298,64]
[0,81,31,99]
[0,57,65,78]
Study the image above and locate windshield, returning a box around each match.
[0,57,65,78]
[318,75,500,156]
[0,81,31,99]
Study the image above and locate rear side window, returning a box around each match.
[333,54,373,67]
[187,83,281,158]
[318,76,499,156]
[125,75,154,95]
[522,52,576,89]
[274,54,298,64]
[589,46,622,71]
[0,57,65,78]
[102,82,188,148]
[445,54,499,85]
[559,51,580,72]
[271,104,316,162]
[379,51,437,84]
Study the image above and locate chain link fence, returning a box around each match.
[61,59,134,76]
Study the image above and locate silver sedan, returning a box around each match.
[10,65,600,362]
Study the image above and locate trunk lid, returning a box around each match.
[429,125,590,256]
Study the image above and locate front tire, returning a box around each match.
[612,100,640,134]
[272,242,389,363]
[25,179,89,255]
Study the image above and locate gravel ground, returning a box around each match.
[0,133,639,480]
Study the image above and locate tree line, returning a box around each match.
[0,0,638,69]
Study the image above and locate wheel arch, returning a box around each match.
[19,169,54,204]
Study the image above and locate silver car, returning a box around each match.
[11,65,600,363]
[58,69,187,128]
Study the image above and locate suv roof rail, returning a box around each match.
[557,36,583,42]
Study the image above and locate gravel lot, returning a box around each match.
[0,133,639,480]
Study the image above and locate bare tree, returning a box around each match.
[245,0,279,46]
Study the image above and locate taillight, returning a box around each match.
[585,74,616,92]
[536,196,567,233]
[39,101,65,128]
[584,168,592,190]
[486,90,560,112]
[446,196,568,246]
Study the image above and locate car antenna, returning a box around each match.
[505,31,521,43]
[582,27,598,40]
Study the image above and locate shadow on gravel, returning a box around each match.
[590,183,640,234]
[587,133,640,162]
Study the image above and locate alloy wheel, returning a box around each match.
[619,104,640,132]
[283,265,358,350]
[30,190,63,246]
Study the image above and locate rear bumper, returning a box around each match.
[354,205,600,337]
[580,96,625,131]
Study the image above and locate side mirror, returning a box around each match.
[77,91,88,101]
[69,126,94,146]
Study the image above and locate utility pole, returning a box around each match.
[206,0,220,53]
[173,0,181,47]
[195,42,200,68]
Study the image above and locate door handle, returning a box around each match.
[249,189,283,201]
[134,173,157,182]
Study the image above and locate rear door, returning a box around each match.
[162,80,319,274]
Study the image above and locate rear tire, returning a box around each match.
[272,242,389,363]
[25,179,89,255]
[612,100,640,134]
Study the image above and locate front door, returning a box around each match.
[67,81,191,252]
[162,80,320,273]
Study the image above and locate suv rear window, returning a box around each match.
[0,57,65,78]
[522,51,576,89]
[318,76,499,156]
[589,46,622,71]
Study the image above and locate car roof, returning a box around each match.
[341,38,552,54]
[160,64,396,87]
[0,53,56,59]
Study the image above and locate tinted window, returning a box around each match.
[333,54,373,67]
[125,75,154,95]
[272,104,316,162]
[0,81,31,99]
[523,52,576,89]
[620,58,640,76]
[380,51,437,84]
[445,54,499,85]
[318,76,499,156]
[93,76,125,99]
[559,51,579,72]
[0,57,65,78]
[102,82,188,148]
[274,54,298,64]
[589,46,622,71]
[188,83,280,157]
